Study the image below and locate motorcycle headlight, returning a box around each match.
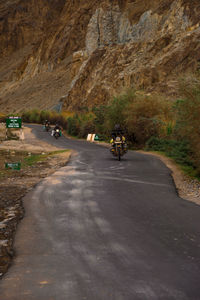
[116,136,121,142]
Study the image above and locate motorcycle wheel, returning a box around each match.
[117,148,121,161]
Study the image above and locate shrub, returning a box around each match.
[78,113,95,138]
[30,109,41,123]
[21,111,31,122]
[79,120,95,138]
[174,74,200,173]
[22,109,41,124]
[146,137,194,166]
[21,110,68,130]
[92,105,107,134]
[125,93,172,146]
[105,89,135,133]
[40,110,50,123]
[67,115,80,136]
[175,75,200,138]
[0,113,6,122]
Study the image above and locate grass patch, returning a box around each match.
[180,165,200,179]
[23,150,69,166]
[0,149,70,178]
[23,153,47,166]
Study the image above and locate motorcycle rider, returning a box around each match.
[44,119,50,125]
[110,124,127,152]
[52,123,61,136]
[44,119,50,130]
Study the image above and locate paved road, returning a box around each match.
[1,125,200,300]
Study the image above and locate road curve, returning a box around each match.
[0,124,200,300]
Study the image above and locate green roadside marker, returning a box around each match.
[5,162,21,170]
[94,134,99,141]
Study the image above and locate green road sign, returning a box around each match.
[6,117,22,129]
[5,162,21,170]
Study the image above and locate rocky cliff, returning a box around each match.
[0,0,199,113]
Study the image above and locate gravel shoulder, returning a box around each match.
[0,127,72,277]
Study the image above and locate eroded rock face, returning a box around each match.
[0,0,199,112]
[86,5,162,55]
[64,0,200,110]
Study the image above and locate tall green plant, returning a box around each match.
[174,74,200,173]
[67,115,80,136]
[124,93,172,145]
[105,89,135,132]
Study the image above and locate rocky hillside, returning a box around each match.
[0,0,199,113]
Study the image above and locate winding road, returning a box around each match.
[1,125,200,300]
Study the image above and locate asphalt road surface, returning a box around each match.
[1,125,200,300]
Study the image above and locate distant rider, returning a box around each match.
[44,120,50,131]
[110,124,127,152]
[52,124,61,136]
[44,119,50,126]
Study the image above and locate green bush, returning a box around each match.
[40,110,50,123]
[91,90,173,146]
[105,89,135,132]
[146,137,194,166]
[92,105,107,134]
[79,120,95,138]
[174,74,200,173]
[77,113,95,138]
[124,93,173,146]
[22,109,41,123]
[67,116,80,136]
[22,110,68,130]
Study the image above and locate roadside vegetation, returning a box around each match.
[8,73,199,179]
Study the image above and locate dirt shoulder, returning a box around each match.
[0,127,72,277]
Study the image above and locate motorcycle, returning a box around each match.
[110,136,127,161]
[53,129,61,139]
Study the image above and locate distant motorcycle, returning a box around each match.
[110,136,127,161]
[53,128,61,139]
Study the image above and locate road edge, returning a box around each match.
[137,150,200,206]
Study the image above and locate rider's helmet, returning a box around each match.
[114,124,123,136]
[114,124,121,131]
